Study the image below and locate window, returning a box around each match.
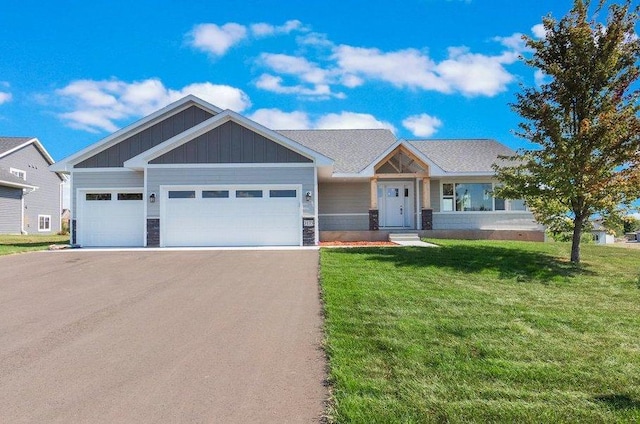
[236,190,262,198]
[168,190,196,199]
[86,193,111,201]
[442,183,454,212]
[10,168,26,180]
[269,189,296,198]
[203,190,229,198]
[455,183,493,211]
[38,215,51,232]
[386,188,399,197]
[442,183,527,212]
[117,193,143,200]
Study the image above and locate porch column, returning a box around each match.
[369,177,379,231]
[421,177,433,230]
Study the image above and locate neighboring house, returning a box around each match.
[591,221,615,245]
[50,95,543,248]
[0,137,64,234]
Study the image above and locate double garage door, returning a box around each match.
[161,185,302,247]
[77,185,302,247]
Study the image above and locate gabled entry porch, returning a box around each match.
[368,144,432,231]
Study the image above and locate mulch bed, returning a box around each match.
[319,241,398,247]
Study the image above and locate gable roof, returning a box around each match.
[0,167,38,190]
[0,137,56,165]
[124,110,333,169]
[407,139,515,173]
[50,95,222,172]
[278,129,397,174]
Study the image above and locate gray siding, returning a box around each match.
[433,212,542,231]
[0,186,22,233]
[76,106,214,168]
[151,121,312,165]
[147,166,315,216]
[430,179,440,211]
[72,170,144,213]
[0,144,62,233]
[318,182,370,231]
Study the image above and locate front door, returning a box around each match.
[379,182,413,228]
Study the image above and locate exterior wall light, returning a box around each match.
[149,193,156,203]
[305,191,312,202]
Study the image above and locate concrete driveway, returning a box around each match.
[0,250,326,423]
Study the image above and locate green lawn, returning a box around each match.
[320,240,640,423]
[0,234,69,256]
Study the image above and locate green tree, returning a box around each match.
[494,0,640,263]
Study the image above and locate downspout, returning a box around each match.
[21,187,37,234]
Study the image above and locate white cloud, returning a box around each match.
[402,113,442,137]
[534,69,547,87]
[493,33,527,52]
[435,47,515,96]
[0,91,12,105]
[316,111,396,132]
[56,78,251,133]
[249,108,394,132]
[188,23,247,56]
[251,20,304,37]
[248,108,311,129]
[532,23,547,39]
[255,73,345,99]
[260,53,328,84]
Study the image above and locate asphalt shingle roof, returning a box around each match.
[278,129,397,174]
[408,139,515,173]
[0,137,34,156]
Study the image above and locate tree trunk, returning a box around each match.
[570,215,584,264]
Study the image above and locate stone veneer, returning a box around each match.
[421,208,433,230]
[368,209,379,231]
[146,219,160,247]
[302,217,315,246]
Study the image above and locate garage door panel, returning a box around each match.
[79,191,144,247]
[162,186,301,247]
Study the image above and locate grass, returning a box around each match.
[320,240,640,423]
[0,234,70,256]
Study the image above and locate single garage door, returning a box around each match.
[78,190,145,247]
[161,185,301,247]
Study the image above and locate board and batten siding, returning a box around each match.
[150,121,312,165]
[318,182,370,231]
[76,105,214,168]
[0,143,62,233]
[72,170,144,213]
[146,166,315,217]
[0,186,22,233]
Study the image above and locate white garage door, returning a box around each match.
[78,190,145,247]
[161,185,301,247]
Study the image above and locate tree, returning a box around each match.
[494,0,640,263]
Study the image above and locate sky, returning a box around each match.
[0,0,623,162]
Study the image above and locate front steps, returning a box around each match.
[388,233,421,243]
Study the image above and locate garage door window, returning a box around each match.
[168,190,196,199]
[203,190,229,198]
[269,189,296,198]
[236,190,263,198]
[86,193,112,201]
[117,193,143,200]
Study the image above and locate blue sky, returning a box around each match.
[0,0,593,161]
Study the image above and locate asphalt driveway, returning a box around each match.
[0,250,326,423]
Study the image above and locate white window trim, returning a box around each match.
[439,181,528,213]
[38,214,51,232]
[10,167,26,180]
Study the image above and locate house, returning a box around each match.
[50,95,544,248]
[591,221,615,245]
[0,137,65,234]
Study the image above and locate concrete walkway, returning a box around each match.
[0,250,326,423]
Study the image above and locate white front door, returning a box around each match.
[379,182,413,228]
